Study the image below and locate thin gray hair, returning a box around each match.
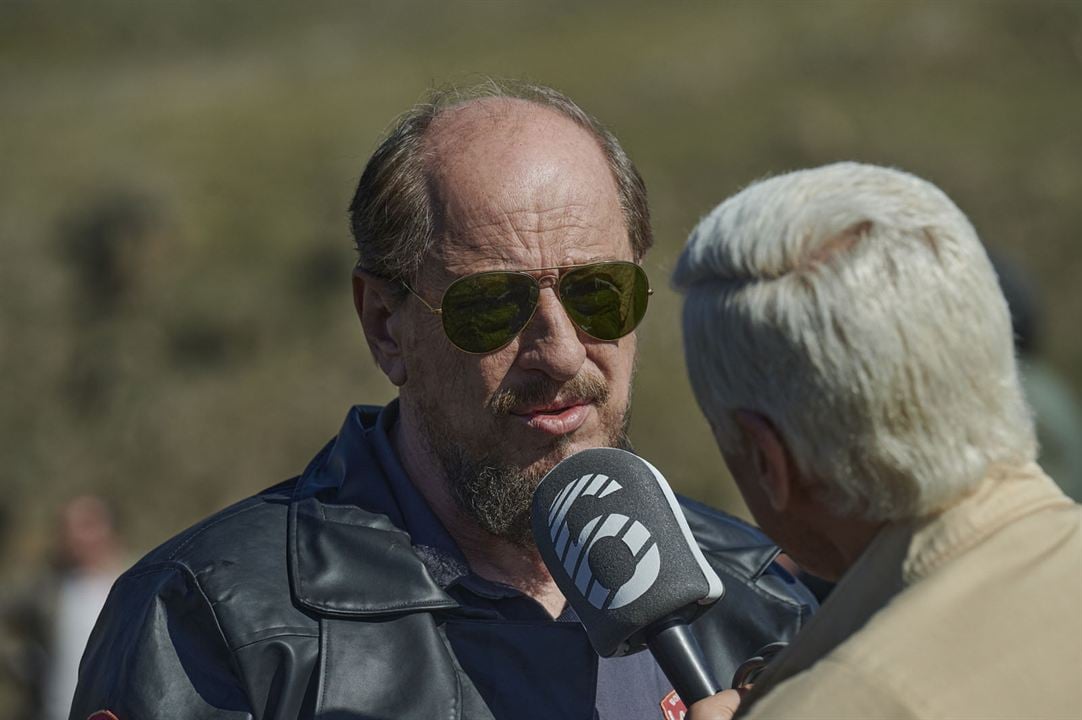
[673,162,1036,521]
[348,79,652,287]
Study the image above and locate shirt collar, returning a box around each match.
[286,404,459,617]
[355,401,531,601]
[366,401,471,568]
[902,462,1070,583]
[742,462,1069,710]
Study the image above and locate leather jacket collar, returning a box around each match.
[286,403,789,618]
[288,405,460,617]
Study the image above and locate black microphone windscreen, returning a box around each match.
[531,448,724,657]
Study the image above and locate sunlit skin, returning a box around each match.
[354,99,639,616]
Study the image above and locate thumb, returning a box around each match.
[688,688,742,720]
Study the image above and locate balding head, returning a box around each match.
[422,98,625,267]
[425,97,615,191]
[348,81,651,287]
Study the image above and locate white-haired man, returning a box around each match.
[676,162,1082,719]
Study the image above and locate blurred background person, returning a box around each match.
[0,497,125,720]
[45,496,125,720]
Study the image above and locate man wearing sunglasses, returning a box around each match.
[71,82,815,720]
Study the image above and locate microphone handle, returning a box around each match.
[645,617,721,705]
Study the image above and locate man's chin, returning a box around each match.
[480,433,627,548]
[505,436,590,482]
[427,406,630,547]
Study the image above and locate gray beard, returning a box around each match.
[442,449,558,548]
[421,374,632,548]
[442,428,633,548]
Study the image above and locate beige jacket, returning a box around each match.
[740,465,1082,719]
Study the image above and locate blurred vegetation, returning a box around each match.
[1,1,1080,574]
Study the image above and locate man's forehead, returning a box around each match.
[426,206,631,280]
[418,96,627,279]
[425,97,608,175]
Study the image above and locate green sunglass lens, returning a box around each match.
[441,272,539,353]
[560,262,649,340]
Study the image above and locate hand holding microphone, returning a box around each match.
[530,447,725,704]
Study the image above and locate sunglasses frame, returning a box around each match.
[402,260,652,354]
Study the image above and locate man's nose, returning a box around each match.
[515,287,587,381]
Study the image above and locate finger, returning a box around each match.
[688,688,743,720]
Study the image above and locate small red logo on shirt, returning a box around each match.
[87,711,120,720]
[661,689,687,719]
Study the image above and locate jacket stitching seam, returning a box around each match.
[165,501,267,562]
[307,598,458,613]
[122,562,282,673]
[118,561,252,702]
[232,631,319,652]
[177,563,243,658]
[121,563,188,582]
[304,512,409,532]
[318,619,331,715]
[448,634,460,720]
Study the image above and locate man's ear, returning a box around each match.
[352,269,407,387]
[733,410,792,512]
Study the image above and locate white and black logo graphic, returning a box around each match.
[545,472,661,610]
[533,448,726,658]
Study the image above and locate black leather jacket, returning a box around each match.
[71,405,815,719]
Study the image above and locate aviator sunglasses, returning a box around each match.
[402,261,652,354]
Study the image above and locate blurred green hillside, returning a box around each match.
[2,1,1080,567]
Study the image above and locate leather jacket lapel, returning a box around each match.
[288,406,459,616]
[291,407,490,717]
[290,496,458,615]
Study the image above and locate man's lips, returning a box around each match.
[510,402,593,435]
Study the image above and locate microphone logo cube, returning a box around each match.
[545,472,661,610]
[531,448,724,657]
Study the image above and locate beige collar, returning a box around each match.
[740,463,1067,712]
[903,463,1068,583]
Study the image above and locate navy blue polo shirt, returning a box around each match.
[367,403,678,720]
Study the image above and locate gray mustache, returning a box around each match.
[488,373,610,416]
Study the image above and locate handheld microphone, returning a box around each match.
[531,447,725,704]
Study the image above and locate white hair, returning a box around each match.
[673,162,1036,521]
